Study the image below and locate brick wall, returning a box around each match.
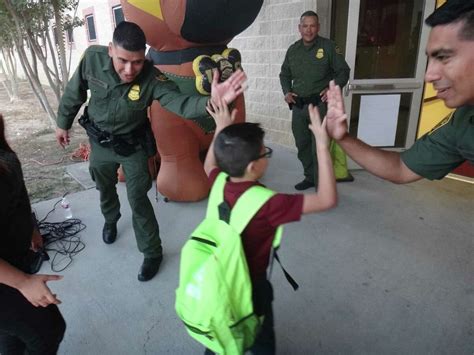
[229,0,318,148]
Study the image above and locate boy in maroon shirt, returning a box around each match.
[203,92,338,353]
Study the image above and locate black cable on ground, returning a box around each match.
[36,196,87,272]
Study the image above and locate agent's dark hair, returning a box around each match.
[301,10,319,21]
[112,21,146,51]
[425,1,474,40]
[214,123,265,177]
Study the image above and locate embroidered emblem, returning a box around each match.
[428,111,454,135]
[156,73,169,82]
[316,48,324,59]
[335,45,342,55]
[128,84,140,101]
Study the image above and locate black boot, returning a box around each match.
[138,255,163,282]
[294,179,315,191]
[102,222,117,244]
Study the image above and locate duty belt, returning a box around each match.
[288,95,322,110]
[78,109,156,157]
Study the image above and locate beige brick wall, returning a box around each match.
[230,0,318,148]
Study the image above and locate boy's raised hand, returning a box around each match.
[325,80,349,141]
[308,104,329,148]
[206,97,237,130]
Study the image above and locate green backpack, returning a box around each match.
[175,172,297,354]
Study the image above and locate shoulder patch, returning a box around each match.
[428,111,454,135]
[335,45,342,55]
[156,73,169,82]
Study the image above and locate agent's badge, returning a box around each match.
[128,84,140,101]
[316,48,324,59]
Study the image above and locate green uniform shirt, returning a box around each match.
[401,106,474,180]
[57,45,209,135]
[279,36,350,97]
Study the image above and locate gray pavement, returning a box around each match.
[32,144,474,354]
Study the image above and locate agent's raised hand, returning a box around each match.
[210,69,247,105]
[325,80,349,141]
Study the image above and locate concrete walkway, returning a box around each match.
[32,144,473,354]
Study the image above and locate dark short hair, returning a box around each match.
[112,21,146,51]
[425,1,474,40]
[214,123,265,177]
[300,10,319,21]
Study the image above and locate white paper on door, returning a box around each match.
[357,94,400,146]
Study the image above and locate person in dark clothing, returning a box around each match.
[0,113,66,354]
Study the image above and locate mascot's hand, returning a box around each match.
[211,69,247,105]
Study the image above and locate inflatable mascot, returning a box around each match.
[120,0,263,201]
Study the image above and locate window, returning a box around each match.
[85,14,97,41]
[67,28,74,43]
[112,5,124,26]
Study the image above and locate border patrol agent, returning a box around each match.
[280,10,351,191]
[56,22,246,282]
[325,0,474,185]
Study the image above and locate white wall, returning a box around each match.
[230,0,318,147]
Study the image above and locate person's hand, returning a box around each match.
[308,104,330,148]
[55,128,70,148]
[30,229,43,252]
[325,80,349,141]
[284,92,297,104]
[211,69,247,105]
[17,274,63,307]
[320,87,329,102]
[206,97,237,130]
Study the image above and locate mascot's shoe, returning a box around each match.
[336,173,355,183]
[102,223,117,244]
[138,255,163,282]
[294,179,315,191]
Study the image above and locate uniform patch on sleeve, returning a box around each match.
[428,111,454,135]
[316,48,324,59]
[128,84,140,101]
[335,45,342,55]
[156,73,169,82]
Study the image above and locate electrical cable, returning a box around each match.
[36,195,86,272]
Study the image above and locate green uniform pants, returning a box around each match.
[89,141,162,258]
[292,103,351,183]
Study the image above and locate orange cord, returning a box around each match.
[70,142,91,162]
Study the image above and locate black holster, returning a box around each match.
[288,95,321,110]
[78,112,113,147]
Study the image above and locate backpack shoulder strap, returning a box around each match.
[206,172,228,220]
[230,186,275,234]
